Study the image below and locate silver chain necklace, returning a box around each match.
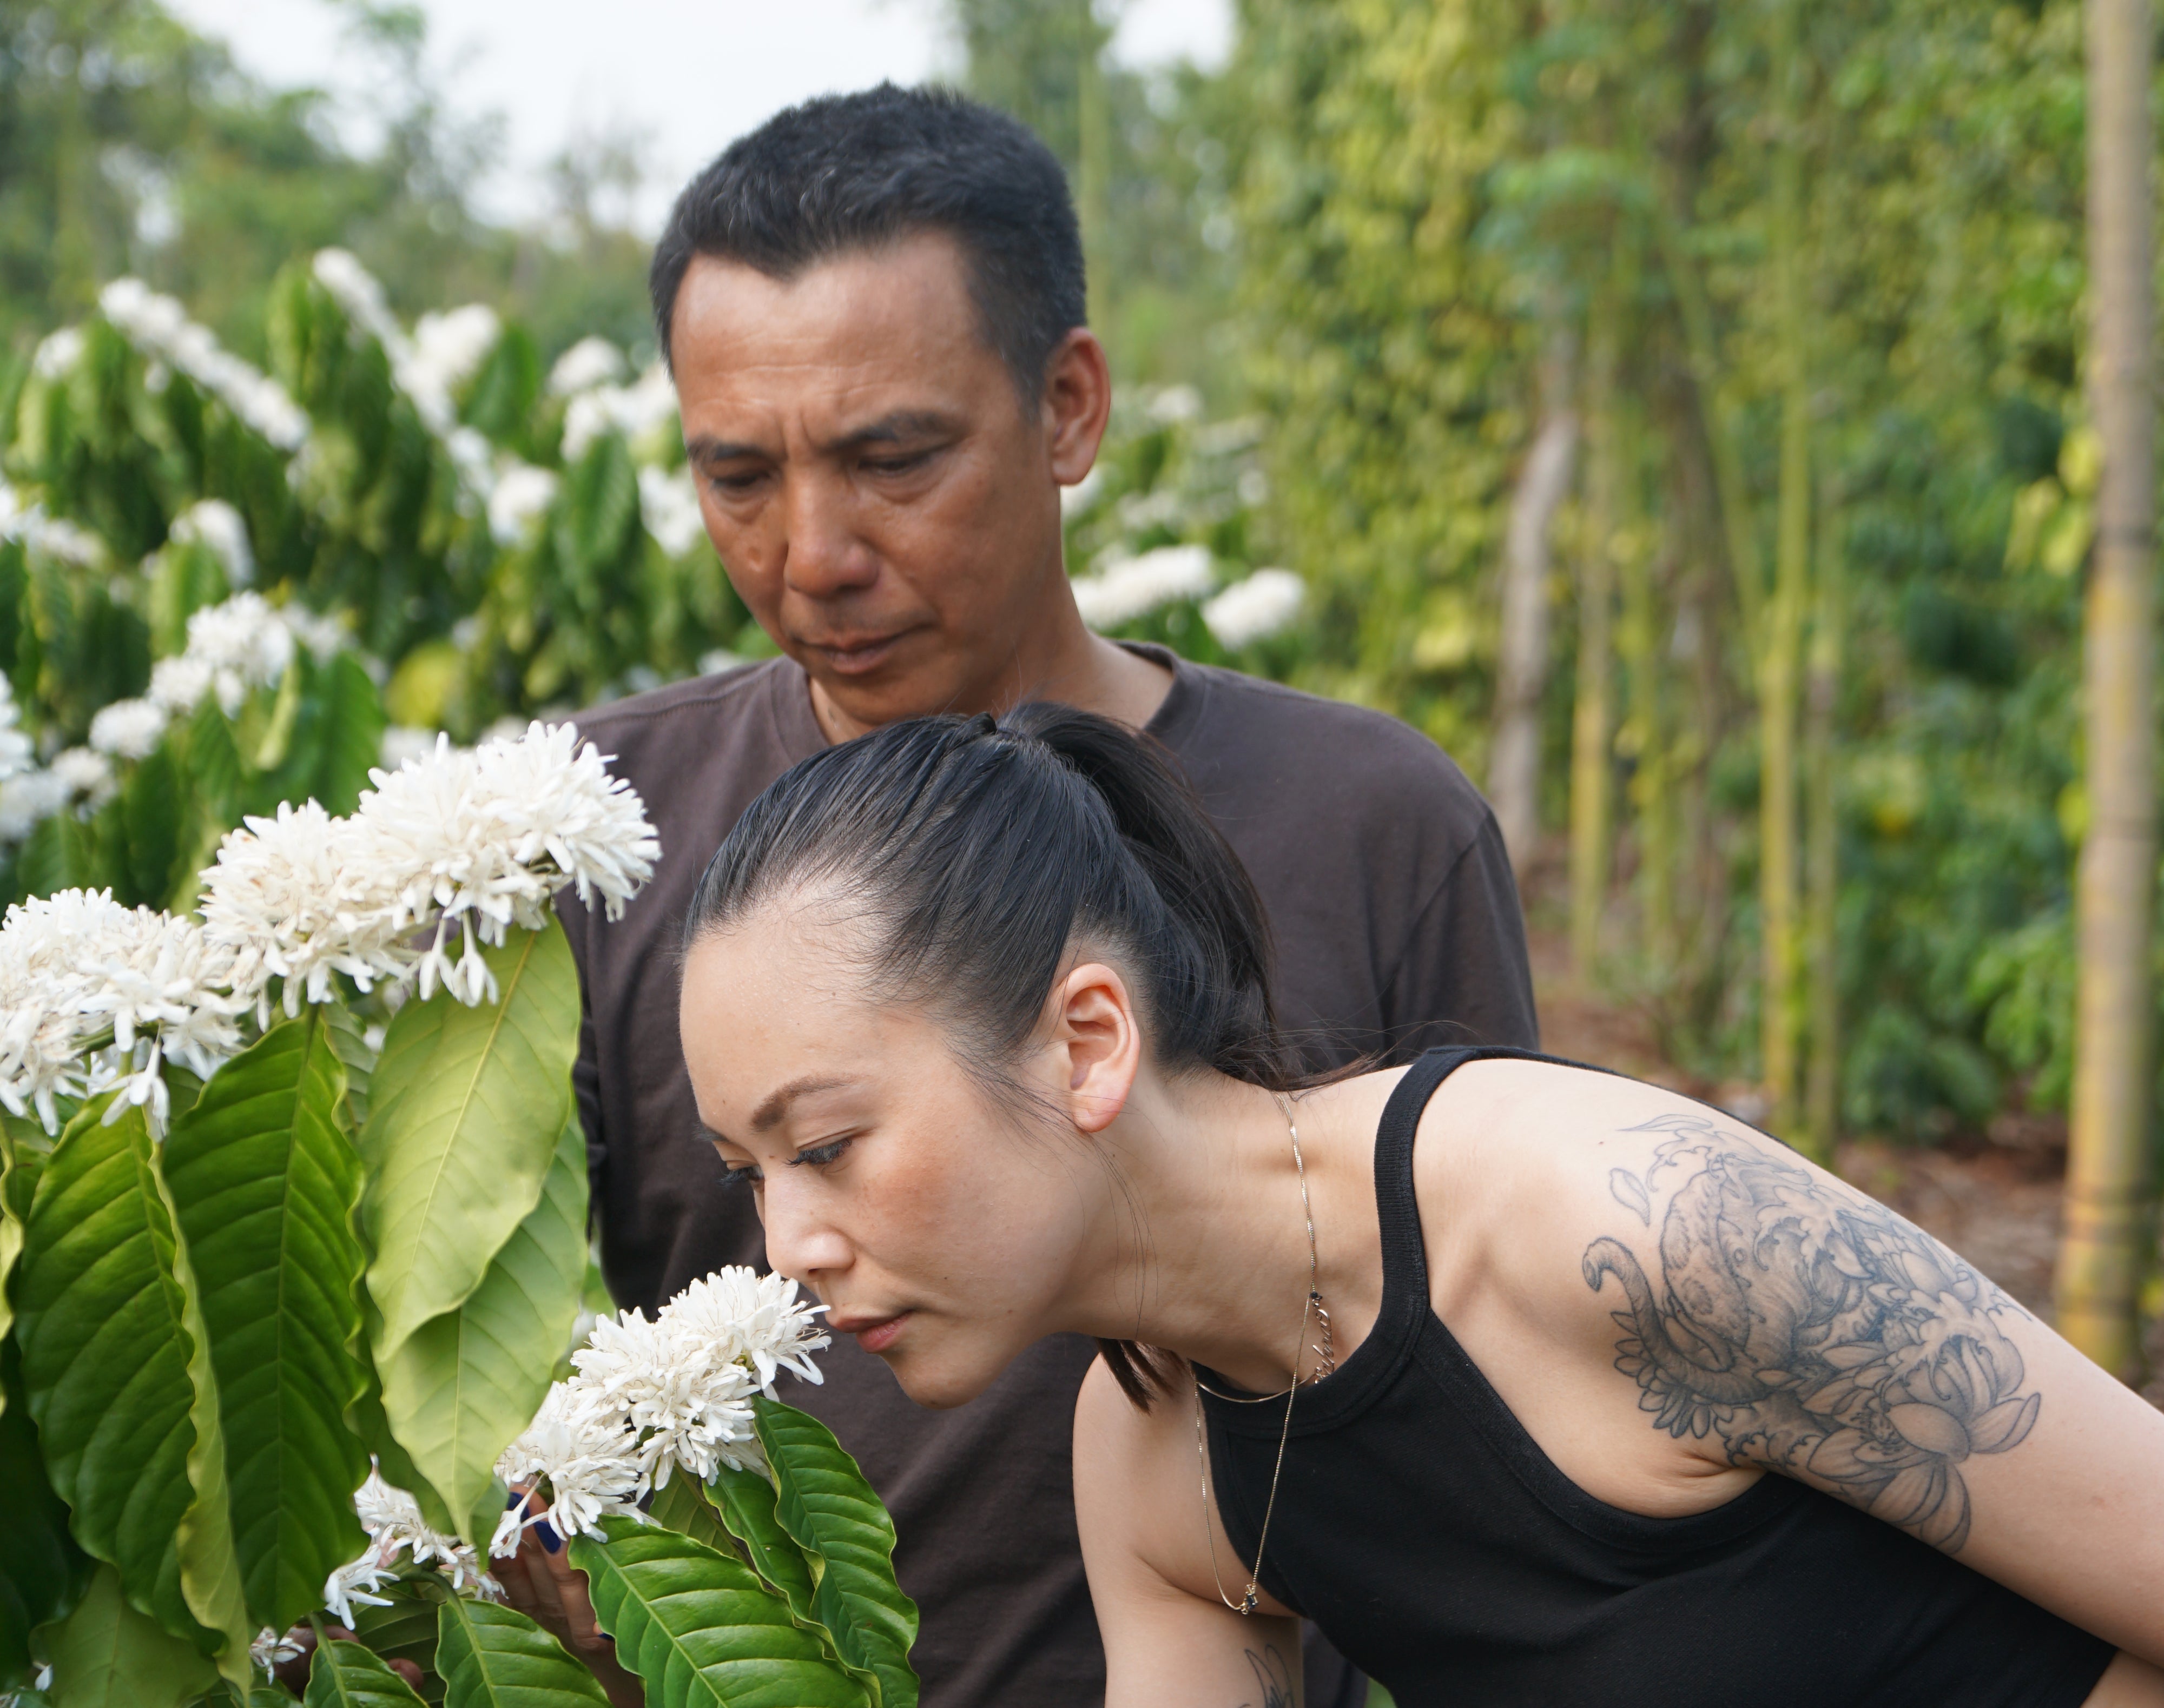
[1191,1093,1335,1616]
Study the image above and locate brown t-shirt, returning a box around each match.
[560,648,1538,1708]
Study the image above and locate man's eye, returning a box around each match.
[863,452,928,476]
[718,1164,764,1191]
[707,470,764,495]
[789,1137,854,1169]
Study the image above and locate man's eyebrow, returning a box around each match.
[821,411,961,455]
[748,1074,855,1133]
[685,433,769,466]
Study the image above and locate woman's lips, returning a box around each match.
[840,1312,909,1354]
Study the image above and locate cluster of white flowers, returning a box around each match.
[491,1268,829,1555]
[1070,542,1217,631]
[1201,568,1305,651]
[0,890,246,1133]
[0,478,105,567]
[0,732,109,848]
[32,326,83,382]
[168,498,255,587]
[638,465,706,558]
[547,336,627,397]
[199,720,657,1016]
[82,592,320,764]
[322,1465,496,1625]
[99,279,311,452]
[562,365,678,462]
[487,462,559,546]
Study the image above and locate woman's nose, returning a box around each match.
[759,1181,853,1288]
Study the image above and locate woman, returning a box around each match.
[676,704,2164,1706]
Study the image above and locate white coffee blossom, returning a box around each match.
[182,592,296,712]
[0,771,65,845]
[323,1464,497,1623]
[638,465,706,558]
[1147,383,1204,425]
[411,304,502,404]
[51,746,114,805]
[548,335,626,396]
[197,802,412,1022]
[357,722,658,1002]
[1070,543,1216,631]
[312,249,403,350]
[88,698,169,760]
[493,1267,829,1553]
[149,655,216,715]
[0,482,104,566]
[32,326,83,382]
[250,1628,305,1673]
[169,499,255,587]
[0,890,245,1133]
[487,462,559,545]
[1202,568,1305,651]
[100,279,311,452]
[562,365,678,461]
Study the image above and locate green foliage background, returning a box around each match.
[0,0,2146,1154]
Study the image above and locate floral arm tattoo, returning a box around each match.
[1235,1645,1295,1708]
[1583,1111,2041,1554]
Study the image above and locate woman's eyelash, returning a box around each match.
[717,1164,762,1191]
[789,1138,853,1169]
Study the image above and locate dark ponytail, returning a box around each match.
[683,703,1297,1406]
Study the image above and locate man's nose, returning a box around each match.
[778,470,880,599]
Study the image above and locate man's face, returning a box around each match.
[671,234,1097,730]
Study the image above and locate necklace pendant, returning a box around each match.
[1309,1293,1337,1381]
[1239,1587,1259,1616]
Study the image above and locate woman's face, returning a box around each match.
[678,899,1109,1409]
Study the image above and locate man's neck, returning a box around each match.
[806,625,1175,745]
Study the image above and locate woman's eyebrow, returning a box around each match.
[748,1074,856,1133]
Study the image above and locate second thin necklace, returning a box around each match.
[1191,1091,1335,1617]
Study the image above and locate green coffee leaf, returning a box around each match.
[162,1010,372,1633]
[754,1398,919,1708]
[304,1636,430,1708]
[434,1596,610,1707]
[704,1465,816,1627]
[39,1564,216,1708]
[379,1110,588,1546]
[360,920,580,1364]
[1,1340,95,1688]
[572,1520,869,1708]
[15,1099,252,1682]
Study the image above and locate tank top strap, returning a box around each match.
[1374,1045,1566,1314]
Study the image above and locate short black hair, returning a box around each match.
[650,84,1086,399]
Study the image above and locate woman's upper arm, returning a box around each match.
[1568,1096,2164,1660]
[1073,1356,1304,1708]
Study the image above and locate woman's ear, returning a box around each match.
[1049,959,1142,1134]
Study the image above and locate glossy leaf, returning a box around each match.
[305,1637,430,1708]
[360,921,580,1365]
[435,1596,610,1707]
[648,1476,742,1565]
[379,1111,588,1545]
[0,1114,29,1358]
[0,1340,95,1687]
[15,1099,252,1681]
[39,1564,216,1708]
[571,1519,869,1708]
[162,1010,372,1632]
[754,1398,919,1708]
[704,1467,816,1628]
[348,1570,448,1706]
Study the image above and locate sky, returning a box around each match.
[164,0,1235,234]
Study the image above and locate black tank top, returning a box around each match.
[1200,1047,2115,1707]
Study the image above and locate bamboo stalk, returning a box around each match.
[2057,0,2156,1378]
[1571,292,1620,978]
[1759,0,1811,1138]
[1802,473,1845,1164]
[1492,329,1579,875]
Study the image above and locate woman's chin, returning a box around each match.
[884,1345,1006,1411]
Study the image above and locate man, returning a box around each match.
[513,84,1537,1708]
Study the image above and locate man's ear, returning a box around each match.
[1041,328,1113,488]
[1050,958,1142,1134]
